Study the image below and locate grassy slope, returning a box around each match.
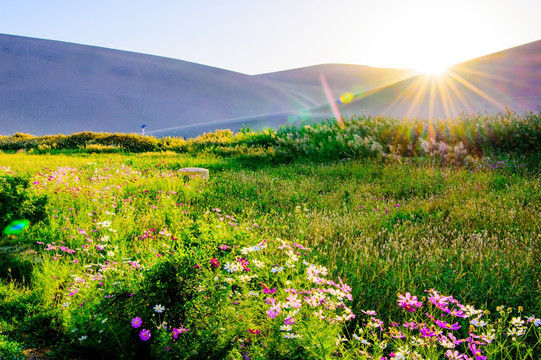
[0,150,540,357]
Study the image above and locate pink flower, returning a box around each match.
[397,292,423,312]
[139,329,151,341]
[266,304,281,319]
[172,327,188,339]
[445,350,466,360]
[210,258,220,268]
[131,317,143,328]
[361,310,377,316]
[248,329,261,335]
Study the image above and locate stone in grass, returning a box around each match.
[179,167,209,179]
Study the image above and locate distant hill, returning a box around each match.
[1,34,540,137]
[0,34,310,135]
[334,39,541,120]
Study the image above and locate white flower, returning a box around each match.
[280,325,292,331]
[106,251,115,257]
[252,259,265,268]
[154,304,166,313]
[97,221,111,228]
[283,332,301,339]
[78,335,87,341]
[470,318,487,327]
[239,275,252,283]
[223,262,235,273]
[534,318,541,327]
[511,317,525,327]
[270,266,284,273]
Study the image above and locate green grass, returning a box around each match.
[0,117,540,359]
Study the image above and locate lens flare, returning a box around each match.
[340,92,354,104]
[3,219,30,235]
[319,74,345,129]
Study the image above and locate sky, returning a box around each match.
[1,0,541,75]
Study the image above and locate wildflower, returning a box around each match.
[534,318,541,327]
[131,317,143,328]
[172,327,188,339]
[210,258,220,268]
[419,326,439,337]
[397,292,422,312]
[219,244,229,250]
[470,318,487,327]
[262,287,276,294]
[445,350,466,360]
[139,329,151,341]
[267,303,281,319]
[78,335,87,341]
[270,266,284,273]
[154,304,165,313]
[97,220,111,228]
[284,316,295,325]
[313,309,326,320]
[410,336,426,346]
[194,264,200,269]
[280,324,292,331]
[252,259,265,268]
[468,343,487,360]
[510,317,524,327]
[248,328,261,335]
[283,332,301,339]
[361,310,377,316]
[435,320,461,330]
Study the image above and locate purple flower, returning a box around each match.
[419,326,439,337]
[139,329,151,341]
[172,327,188,339]
[284,316,295,325]
[468,343,487,360]
[435,320,461,330]
[131,316,143,328]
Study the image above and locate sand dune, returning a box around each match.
[1,34,540,137]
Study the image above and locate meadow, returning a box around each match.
[0,111,540,359]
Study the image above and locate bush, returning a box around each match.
[0,175,48,232]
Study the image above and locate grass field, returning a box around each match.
[1,113,540,359]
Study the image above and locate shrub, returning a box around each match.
[0,175,48,232]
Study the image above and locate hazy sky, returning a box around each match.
[1,0,540,74]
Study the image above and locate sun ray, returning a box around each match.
[436,73,455,120]
[383,76,426,114]
[446,71,507,112]
[404,75,430,119]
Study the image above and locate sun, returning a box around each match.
[414,63,449,76]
